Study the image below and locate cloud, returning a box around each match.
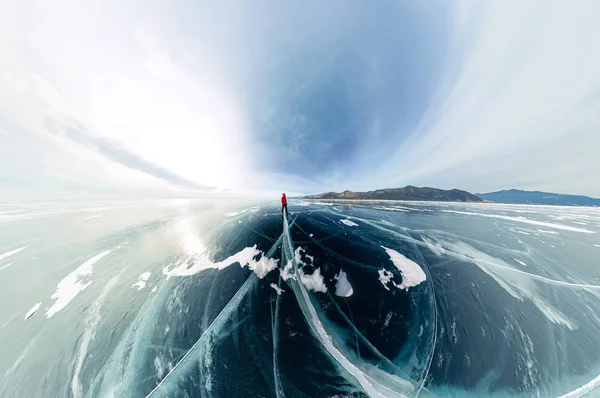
[243,2,453,181]
[0,0,249,196]
[370,1,600,196]
[44,117,211,191]
[0,1,599,198]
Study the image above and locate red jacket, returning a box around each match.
[281,195,287,205]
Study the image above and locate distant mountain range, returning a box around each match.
[302,186,482,202]
[476,189,600,206]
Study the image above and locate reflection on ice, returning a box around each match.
[280,216,431,398]
[382,246,426,290]
[340,218,360,227]
[269,283,284,295]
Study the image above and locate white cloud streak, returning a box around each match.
[372,0,600,196]
[0,0,250,195]
[1,1,599,197]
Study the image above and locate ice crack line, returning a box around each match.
[146,220,292,397]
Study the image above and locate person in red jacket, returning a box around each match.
[281,193,288,216]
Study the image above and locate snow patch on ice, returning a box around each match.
[283,238,400,398]
[0,245,29,262]
[293,247,314,267]
[441,210,595,233]
[290,247,326,292]
[335,270,353,297]
[538,229,558,235]
[151,286,157,293]
[280,260,296,281]
[24,302,41,320]
[0,262,14,272]
[132,272,151,290]
[270,283,285,295]
[378,269,394,291]
[374,206,409,212]
[514,259,527,267]
[340,219,359,227]
[166,245,277,279]
[46,250,113,318]
[299,267,327,293]
[84,215,102,220]
[382,247,426,290]
[391,206,415,211]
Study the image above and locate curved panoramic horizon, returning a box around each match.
[3,3,600,398]
[1,1,600,199]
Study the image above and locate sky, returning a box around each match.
[1,0,599,199]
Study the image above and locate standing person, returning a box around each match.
[281,193,289,216]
